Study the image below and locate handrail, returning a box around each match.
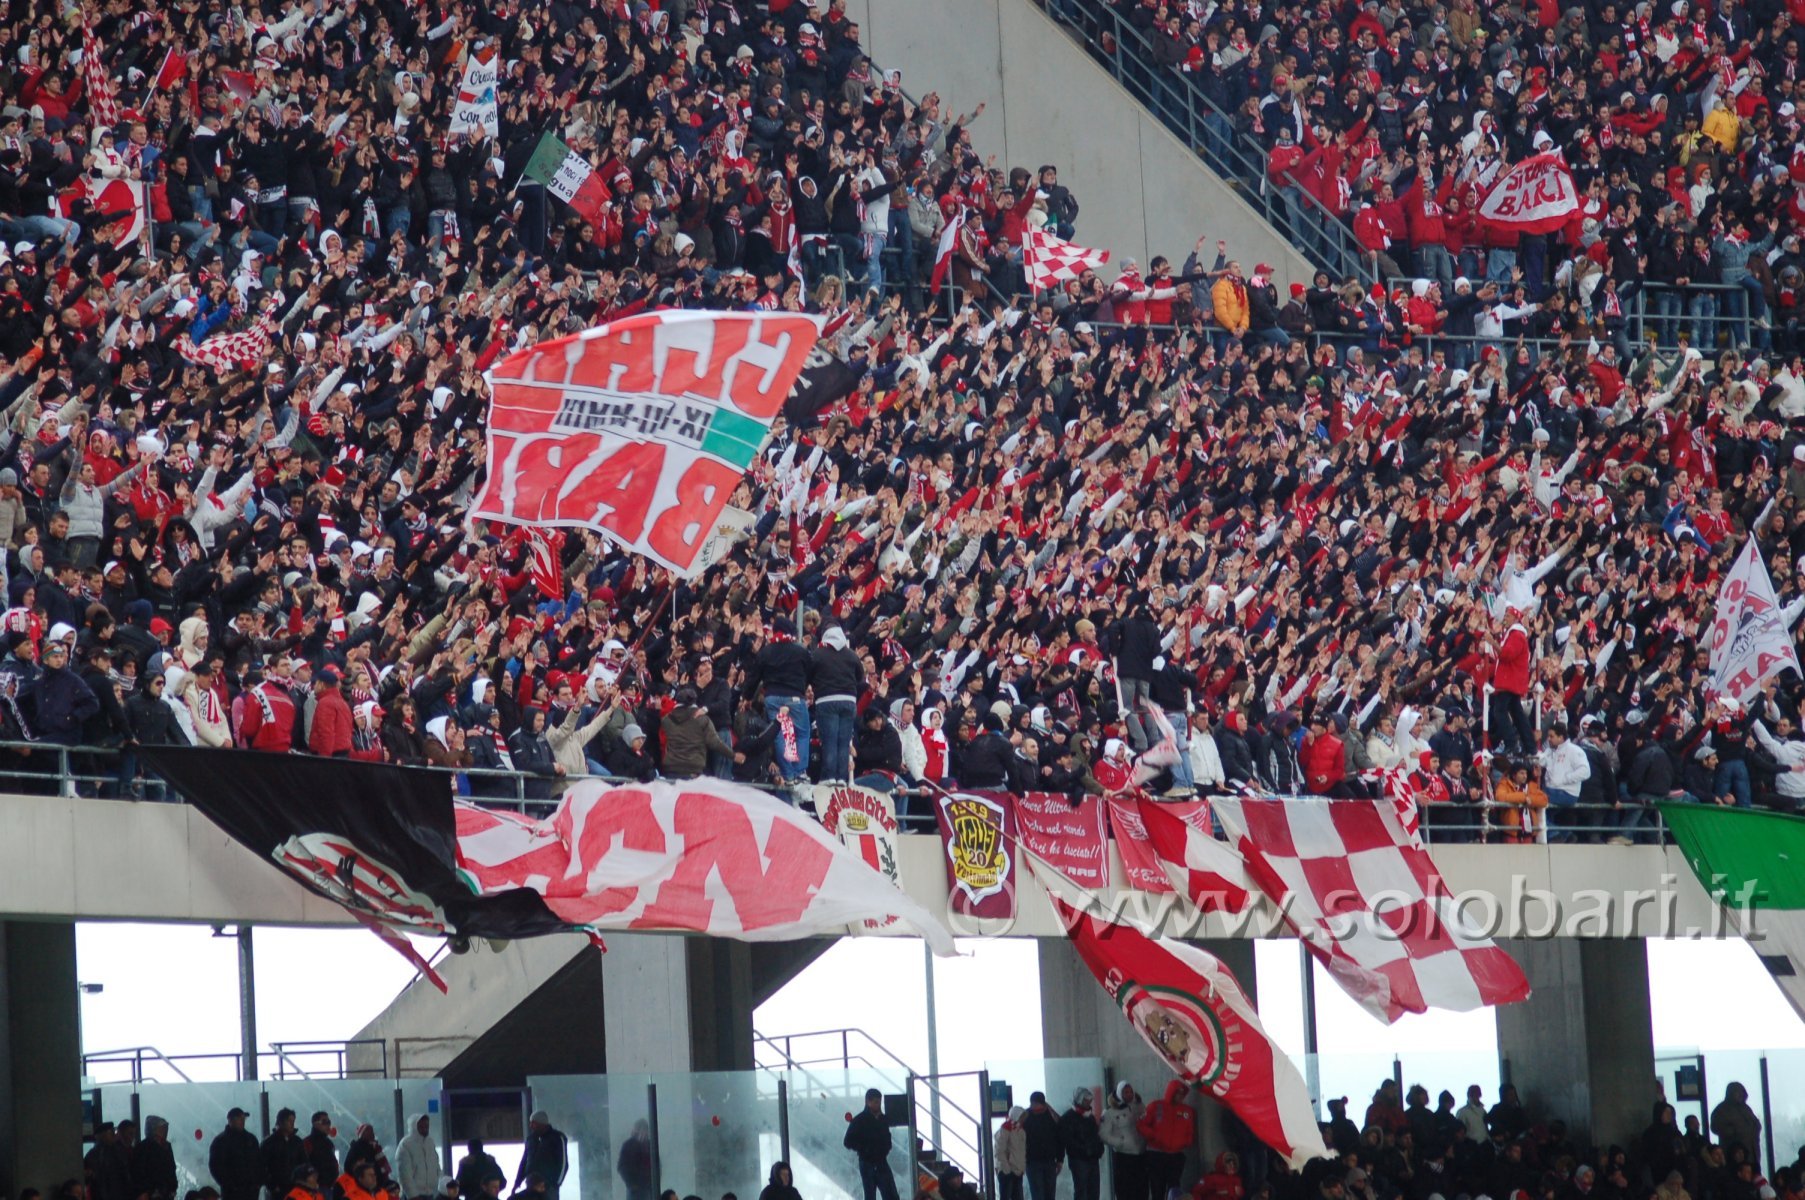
[1037,0,1373,284]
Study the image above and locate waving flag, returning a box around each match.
[471,310,818,575]
[1707,538,1801,704]
[521,130,612,224]
[1214,796,1530,1023]
[1038,871,1329,1169]
[81,13,120,132]
[1024,228,1111,292]
[152,45,188,93]
[930,208,963,293]
[448,46,500,139]
[174,308,277,373]
[525,528,565,600]
[1661,803,1805,1022]
[1477,152,1578,233]
[1133,797,1254,911]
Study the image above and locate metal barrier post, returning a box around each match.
[778,1078,791,1166]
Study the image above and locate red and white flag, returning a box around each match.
[1023,228,1111,292]
[152,45,188,93]
[59,176,147,250]
[174,308,277,373]
[525,528,565,600]
[472,310,818,575]
[930,208,964,293]
[1213,796,1531,1023]
[452,778,956,952]
[1477,152,1578,234]
[1042,882,1329,1169]
[81,13,121,131]
[1133,796,1254,912]
[1707,537,1802,704]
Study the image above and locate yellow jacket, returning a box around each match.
[1211,275,1249,335]
[1702,105,1740,152]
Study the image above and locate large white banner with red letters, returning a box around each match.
[452,778,955,952]
[1477,152,1578,234]
[473,311,819,575]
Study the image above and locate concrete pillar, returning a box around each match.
[600,934,753,1074]
[1495,939,1656,1150]
[0,921,81,1199]
[1038,938,1257,1193]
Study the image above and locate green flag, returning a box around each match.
[1660,802,1805,1019]
[521,131,574,188]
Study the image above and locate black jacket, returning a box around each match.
[809,644,865,703]
[1058,1109,1104,1163]
[261,1132,309,1198]
[1022,1105,1063,1165]
[209,1126,262,1200]
[133,1137,179,1200]
[750,639,812,698]
[1109,615,1162,682]
[842,1108,892,1164]
[855,721,903,775]
[959,731,1014,788]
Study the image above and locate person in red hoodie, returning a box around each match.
[307,666,354,757]
[1487,608,1535,755]
[1403,168,1450,286]
[1191,1153,1244,1200]
[1300,710,1346,794]
[1137,1081,1195,1200]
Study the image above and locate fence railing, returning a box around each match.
[1036,0,1373,285]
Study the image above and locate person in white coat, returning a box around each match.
[1752,716,1805,805]
[1539,724,1591,841]
[1186,710,1226,790]
[993,1106,1027,1200]
[395,1114,439,1200]
[1098,1083,1147,1200]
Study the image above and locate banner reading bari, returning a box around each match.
[1708,538,1802,704]
[472,311,818,575]
[1477,152,1578,233]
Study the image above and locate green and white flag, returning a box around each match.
[521,131,610,223]
[1662,803,1805,1020]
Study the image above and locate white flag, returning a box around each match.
[1708,539,1802,703]
[930,209,963,293]
[448,48,499,139]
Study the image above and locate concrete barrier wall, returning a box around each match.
[840,0,1315,286]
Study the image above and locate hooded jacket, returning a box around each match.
[1099,1086,1146,1155]
[994,1108,1027,1176]
[1196,1153,1244,1200]
[1137,1080,1197,1154]
[1059,1094,1104,1163]
[663,704,732,778]
[758,1161,803,1200]
[394,1116,438,1199]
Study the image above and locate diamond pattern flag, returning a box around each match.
[522,130,612,224]
[1024,228,1110,292]
[1213,795,1531,1023]
[1131,796,1254,912]
[81,13,120,132]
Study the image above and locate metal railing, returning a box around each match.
[83,1045,244,1086]
[1036,0,1372,284]
[268,1038,389,1080]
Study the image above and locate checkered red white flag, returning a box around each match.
[1213,796,1531,1022]
[81,12,121,132]
[175,310,277,373]
[1024,228,1111,292]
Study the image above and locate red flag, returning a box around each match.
[59,177,147,250]
[219,69,257,112]
[1135,796,1254,912]
[1213,796,1531,1023]
[526,528,565,599]
[930,208,964,293]
[1044,886,1330,1169]
[152,45,187,93]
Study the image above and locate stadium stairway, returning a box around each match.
[840,0,1317,286]
[348,934,832,1086]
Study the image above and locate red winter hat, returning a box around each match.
[1290,282,1306,298]
[322,465,347,488]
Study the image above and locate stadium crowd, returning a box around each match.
[1,0,1805,844]
[70,1078,1799,1200]
[1070,0,1805,354]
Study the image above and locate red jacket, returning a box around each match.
[240,681,297,752]
[1194,1155,1245,1200]
[1300,730,1346,793]
[1493,624,1532,696]
[309,689,355,757]
[1138,1080,1197,1154]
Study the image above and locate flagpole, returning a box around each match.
[1300,941,1320,1119]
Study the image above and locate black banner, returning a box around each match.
[144,747,579,941]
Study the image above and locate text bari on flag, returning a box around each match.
[471,310,818,575]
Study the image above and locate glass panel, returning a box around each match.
[984,1060,1109,1200]
[1763,1051,1805,1175]
[134,1081,265,1195]
[783,1067,906,1200]
[527,1073,654,1200]
[653,1071,782,1200]
[98,1084,137,1130]
[261,1080,445,1177]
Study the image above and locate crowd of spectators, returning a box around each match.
[2,0,1805,846]
[1068,0,1805,356]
